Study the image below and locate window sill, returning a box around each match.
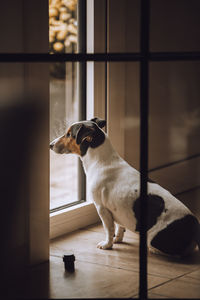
[50,201,100,239]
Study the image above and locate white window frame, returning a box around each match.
[50,0,106,239]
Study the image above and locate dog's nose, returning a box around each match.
[50,142,54,150]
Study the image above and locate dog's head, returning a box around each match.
[50,117,106,156]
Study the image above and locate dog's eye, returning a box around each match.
[66,132,71,137]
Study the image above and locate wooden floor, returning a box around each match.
[19,187,200,299]
[48,188,200,298]
[48,221,200,299]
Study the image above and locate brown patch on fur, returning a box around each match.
[66,136,81,155]
[54,128,81,155]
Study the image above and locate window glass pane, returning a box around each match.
[148,61,200,298]
[108,62,140,291]
[0,62,49,266]
[108,62,140,169]
[0,1,49,54]
[149,61,200,179]
[107,0,140,53]
[49,0,83,211]
[49,0,77,54]
[108,60,200,298]
[150,0,200,52]
[50,62,80,211]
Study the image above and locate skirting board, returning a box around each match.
[50,201,100,239]
[149,155,200,195]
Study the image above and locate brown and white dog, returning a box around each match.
[50,117,200,257]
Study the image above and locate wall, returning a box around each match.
[107,0,200,195]
[0,1,49,295]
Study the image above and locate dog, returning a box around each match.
[50,117,200,257]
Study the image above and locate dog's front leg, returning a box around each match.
[96,206,114,250]
[114,223,126,243]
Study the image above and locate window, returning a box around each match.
[49,2,200,298]
[49,0,87,212]
[3,0,200,298]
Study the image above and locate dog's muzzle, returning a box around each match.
[50,139,70,154]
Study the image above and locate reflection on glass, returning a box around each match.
[49,0,79,211]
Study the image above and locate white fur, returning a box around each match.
[81,131,192,250]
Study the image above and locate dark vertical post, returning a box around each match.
[77,0,86,200]
[139,0,150,299]
[105,0,108,132]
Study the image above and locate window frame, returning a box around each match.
[2,0,200,298]
[50,0,106,237]
[50,0,87,214]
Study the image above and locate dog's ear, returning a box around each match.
[76,124,94,145]
[90,117,106,129]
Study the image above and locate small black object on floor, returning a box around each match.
[63,253,75,272]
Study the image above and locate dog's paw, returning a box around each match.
[148,246,168,256]
[97,241,113,250]
[113,236,123,243]
[148,246,159,254]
